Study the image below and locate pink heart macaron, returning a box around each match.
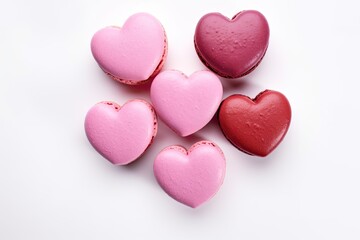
[91,12,167,85]
[154,141,226,208]
[84,99,157,165]
[150,70,223,137]
[194,10,269,78]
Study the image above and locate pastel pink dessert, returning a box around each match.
[84,100,157,165]
[194,10,270,78]
[150,70,223,137]
[91,12,167,85]
[154,141,226,208]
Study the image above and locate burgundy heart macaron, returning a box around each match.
[218,90,291,157]
[194,10,269,78]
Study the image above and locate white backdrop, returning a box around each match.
[1,0,359,239]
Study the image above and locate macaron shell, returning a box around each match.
[218,90,291,157]
[154,141,226,208]
[194,10,269,78]
[150,70,223,137]
[91,12,167,84]
[85,100,157,165]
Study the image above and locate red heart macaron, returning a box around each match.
[218,90,291,157]
[194,10,269,78]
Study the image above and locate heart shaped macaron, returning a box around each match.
[194,10,269,78]
[91,12,167,85]
[154,141,226,208]
[150,70,223,137]
[84,100,157,165]
[218,90,291,157]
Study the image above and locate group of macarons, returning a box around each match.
[85,11,292,208]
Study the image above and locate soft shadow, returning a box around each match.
[239,144,286,170]
[243,127,295,169]
[194,114,227,142]
[180,134,205,148]
[117,141,159,187]
[221,76,263,98]
[119,80,152,96]
[221,76,250,90]
[101,70,152,97]
[154,118,206,149]
[154,118,179,142]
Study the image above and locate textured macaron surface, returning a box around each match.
[218,90,291,157]
[91,13,166,84]
[85,100,157,165]
[150,70,223,137]
[194,10,269,78]
[154,141,226,208]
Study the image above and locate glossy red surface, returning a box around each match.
[218,90,291,157]
[194,10,270,78]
